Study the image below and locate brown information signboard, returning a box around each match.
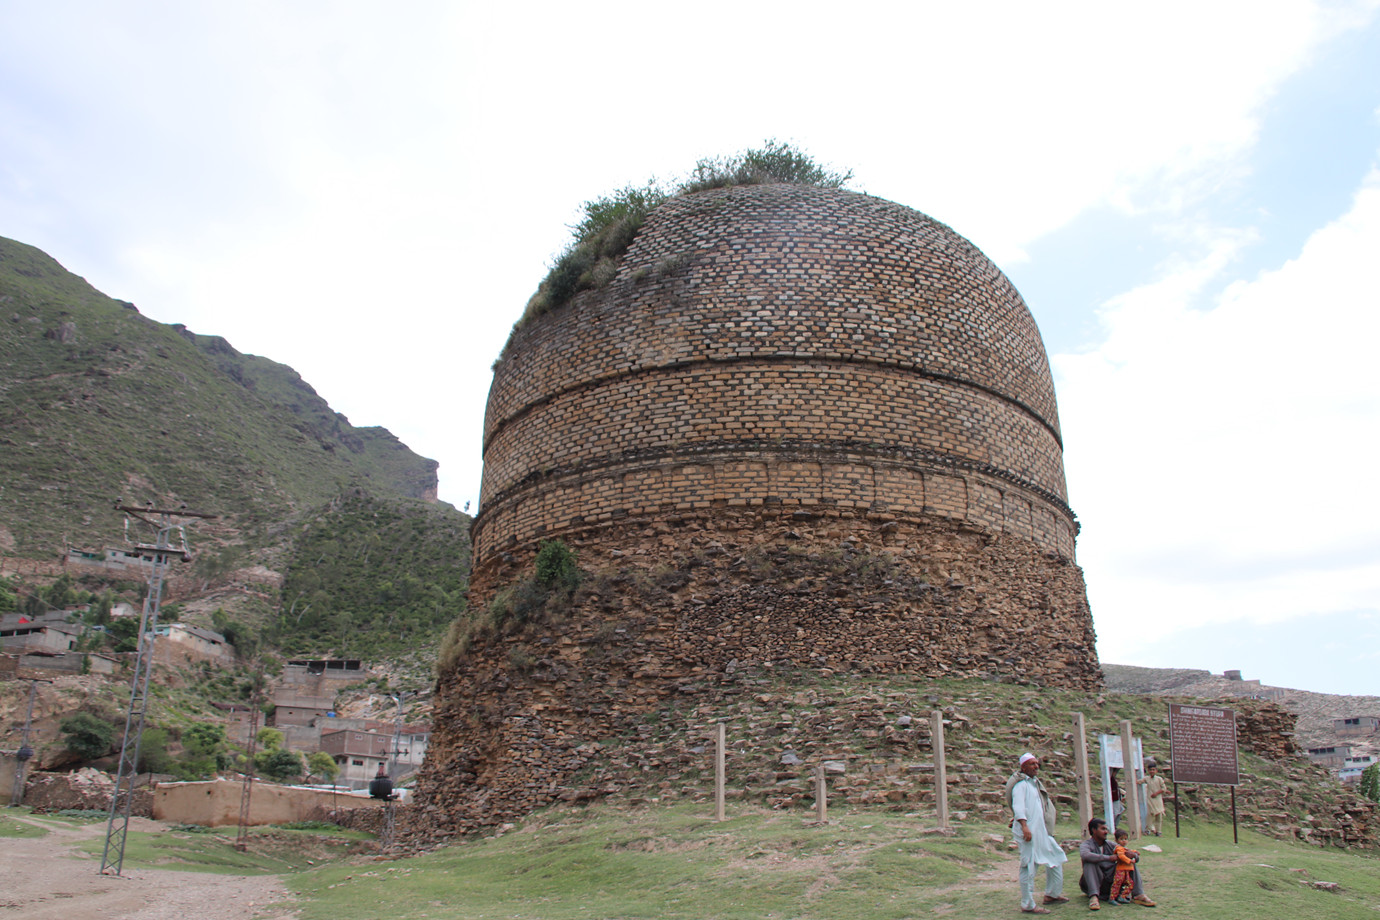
[1168,704,1239,786]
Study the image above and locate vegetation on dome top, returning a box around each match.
[512,140,852,340]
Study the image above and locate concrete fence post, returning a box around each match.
[1072,712,1093,832]
[1120,719,1141,839]
[932,710,949,828]
[815,764,827,824]
[715,722,726,823]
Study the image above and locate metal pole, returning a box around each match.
[235,701,261,852]
[100,542,168,875]
[100,504,212,876]
[9,679,45,806]
[1173,782,1180,838]
[389,693,408,780]
[1231,787,1238,845]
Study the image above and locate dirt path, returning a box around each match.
[0,814,298,920]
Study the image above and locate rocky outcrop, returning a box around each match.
[22,768,153,816]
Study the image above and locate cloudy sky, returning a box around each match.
[3,2,1377,694]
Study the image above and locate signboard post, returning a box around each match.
[1167,704,1240,843]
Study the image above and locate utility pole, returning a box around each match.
[7,678,51,806]
[234,684,262,853]
[380,691,409,853]
[388,692,410,781]
[100,503,215,876]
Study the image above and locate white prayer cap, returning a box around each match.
[1019,752,1038,766]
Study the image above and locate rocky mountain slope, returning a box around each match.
[0,234,438,559]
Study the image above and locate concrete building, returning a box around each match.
[320,727,429,787]
[1333,716,1380,737]
[152,623,231,663]
[1307,745,1352,769]
[0,613,81,653]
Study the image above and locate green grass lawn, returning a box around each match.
[75,824,372,875]
[18,800,1379,919]
[0,809,49,838]
[279,804,1380,920]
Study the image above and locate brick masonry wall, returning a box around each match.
[420,185,1104,842]
[474,184,1074,568]
[413,512,1102,841]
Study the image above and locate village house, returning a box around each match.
[1306,744,1352,769]
[1339,752,1378,784]
[0,612,82,653]
[1333,716,1380,737]
[319,725,429,788]
[151,623,231,662]
[64,546,158,574]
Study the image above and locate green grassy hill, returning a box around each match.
[0,234,438,557]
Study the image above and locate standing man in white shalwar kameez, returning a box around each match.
[1010,752,1068,914]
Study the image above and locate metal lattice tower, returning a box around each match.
[100,503,214,876]
[234,679,263,853]
[6,678,48,806]
[381,797,398,852]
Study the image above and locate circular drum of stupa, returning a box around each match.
[473,183,1077,572]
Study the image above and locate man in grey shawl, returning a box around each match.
[1009,752,1068,914]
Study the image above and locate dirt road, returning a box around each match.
[0,813,297,920]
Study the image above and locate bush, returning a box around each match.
[681,138,853,194]
[256,727,284,751]
[435,542,584,677]
[183,722,226,757]
[1362,763,1380,803]
[60,712,116,760]
[535,540,580,591]
[107,616,140,653]
[307,751,340,783]
[138,727,172,773]
[257,748,304,783]
[516,142,850,329]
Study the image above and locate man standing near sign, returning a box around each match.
[1139,761,1167,836]
[1080,818,1156,909]
[1010,752,1068,913]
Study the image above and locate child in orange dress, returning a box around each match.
[1109,829,1139,904]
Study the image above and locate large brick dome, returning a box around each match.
[473,183,1077,571]
[416,183,1099,841]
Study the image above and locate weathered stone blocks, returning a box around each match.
[417,183,1102,838]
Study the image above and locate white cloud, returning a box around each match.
[1058,163,1380,657]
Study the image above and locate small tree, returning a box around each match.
[107,617,140,653]
[307,751,340,784]
[0,576,20,613]
[257,748,304,783]
[60,712,116,760]
[255,727,284,751]
[138,727,172,773]
[1361,763,1380,803]
[183,722,226,757]
[535,540,580,592]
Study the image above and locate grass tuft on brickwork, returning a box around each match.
[511,141,853,340]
